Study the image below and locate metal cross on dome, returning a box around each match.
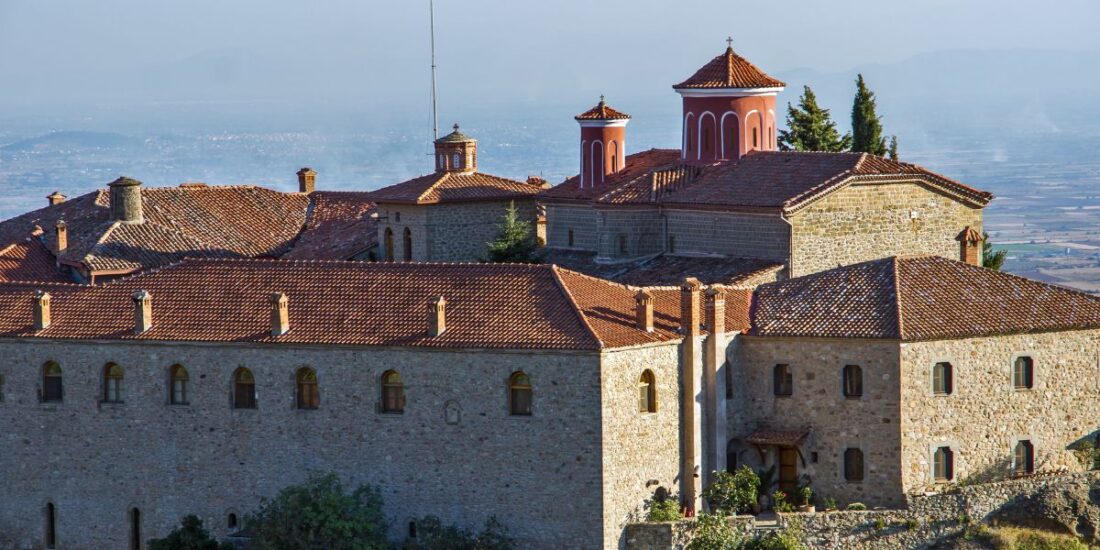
[726,36,734,48]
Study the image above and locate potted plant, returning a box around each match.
[823,497,838,512]
[754,465,776,512]
[797,486,815,513]
[772,490,794,513]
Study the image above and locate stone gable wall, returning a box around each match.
[788,181,983,277]
[376,203,430,261]
[730,337,905,508]
[545,204,599,251]
[664,210,789,262]
[0,339,605,549]
[899,330,1100,494]
[376,200,537,262]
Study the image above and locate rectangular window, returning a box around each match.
[934,446,954,482]
[1014,440,1034,476]
[843,365,863,398]
[773,364,793,397]
[567,229,574,247]
[844,448,864,482]
[933,362,953,395]
[618,234,627,254]
[1013,357,1034,389]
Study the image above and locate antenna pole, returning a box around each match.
[429,0,439,142]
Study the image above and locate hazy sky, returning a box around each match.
[2,0,1099,117]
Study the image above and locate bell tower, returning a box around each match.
[434,124,477,173]
[673,39,785,164]
[575,97,630,188]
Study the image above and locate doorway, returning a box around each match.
[778,448,798,493]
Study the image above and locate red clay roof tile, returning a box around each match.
[368,171,542,205]
[575,100,631,121]
[283,192,378,260]
[673,46,785,90]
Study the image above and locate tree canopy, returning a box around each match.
[148,515,233,550]
[246,472,388,550]
[777,86,851,152]
[851,74,887,156]
[485,202,541,264]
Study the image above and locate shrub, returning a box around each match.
[148,515,233,550]
[846,502,867,511]
[823,497,838,511]
[797,486,812,507]
[702,466,760,515]
[404,516,513,550]
[986,526,1089,550]
[872,517,886,530]
[904,519,919,531]
[686,513,740,550]
[246,472,388,550]
[771,491,793,513]
[645,497,682,523]
[1071,440,1100,470]
[957,514,972,525]
[742,521,805,550]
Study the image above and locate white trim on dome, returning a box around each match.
[675,87,784,98]
[577,119,629,128]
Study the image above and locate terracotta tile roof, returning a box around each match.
[673,46,785,90]
[435,124,475,143]
[662,151,993,213]
[540,149,684,202]
[751,256,1100,341]
[283,192,378,260]
[59,220,227,273]
[0,240,69,283]
[368,171,542,205]
[541,249,783,287]
[0,259,748,350]
[575,99,631,121]
[745,429,808,447]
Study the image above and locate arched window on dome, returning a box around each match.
[453,153,461,170]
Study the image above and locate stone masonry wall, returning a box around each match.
[545,204,598,251]
[600,343,684,550]
[0,339,606,550]
[376,203,430,261]
[788,181,983,277]
[664,210,789,262]
[731,336,905,508]
[899,330,1100,494]
[596,208,665,260]
[377,200,538,262]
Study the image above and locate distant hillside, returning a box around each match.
[1,131,140,152]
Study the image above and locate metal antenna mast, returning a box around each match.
[429,0,439,142]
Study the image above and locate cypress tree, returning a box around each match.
[888,136,899,160]
[851,74,887,155]
[777,86,851,152]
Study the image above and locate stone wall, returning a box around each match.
[788,180,983,277]
[899,330,1100,495]
[596,208,664,260]
[601,343,684,549]
[664,209,789,263]
[376,203,429,261]
[0,338,607,549]
[545,204,598,251]
[730,336,905,508]
[377,200,538,262]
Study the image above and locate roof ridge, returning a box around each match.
[916,255,1100,303]
[891,256,906,340]
[549,265,605,350]
[418,171,451,202]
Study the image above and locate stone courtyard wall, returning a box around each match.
[788,180,983,277]
[0,338,607,549]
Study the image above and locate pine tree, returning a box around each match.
[851,74,887,155]
[982,232,1006,271]
[888,136,899,160]
[485,202,541,263]
[777,86,851,152]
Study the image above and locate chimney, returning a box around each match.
[108,177,144,224]
[47,191,66,206]
[428,296,447,336]
[54,220,67,253]
[270,292,289,336]
[634,289,654,332]
[704,286,725,336]
[678,277,703,514]
[296,167,317,194]
[132,290,152,334]
[957,227,983,266]
[680,278,702,335]
[33,290,51,330]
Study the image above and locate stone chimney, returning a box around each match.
[703,286,726,484]
[132,290,152,334]
[47,191,66,206]
[957,227,983,266]
[428,296,447,336]
[296,168,317,194]
[54,220,67,253]
[679,277,703,514]
[109,177,144,224]
[634,289,654,332]
[270,292,289,336]
[33,290,51,330]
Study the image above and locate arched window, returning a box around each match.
[170,365,189,405]
[618,234,628,255]
[1014,440,1034,476]
[228,513,238,530]
[933,446,954,482]
[233,368,256,409]
[638,370,657,413]
[1013,356,1033,389]
[437,154,445,170]
[296,367,319,410]
[752,127,759,148]
[381,370,404,413]
[42,361,63,402]
[844,448,864,481]
[843,364,863,398]
[402,228,412,262]
[453,153,461,169]
[384,228,394,262]
[612,152,618,173]
[567,229,574,247]
[130,508,141,550]
[668,235,676,253]
[45,502,57,549]
[509,371,532,416]
[103,363,123,403]
[933,362,953,395]
[773,364,792,397]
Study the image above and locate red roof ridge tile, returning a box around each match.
[891,256,905,338]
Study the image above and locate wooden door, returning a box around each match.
[778,448,798,493]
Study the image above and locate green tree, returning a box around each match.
[485,202,540,264]
[148,515,233,550]
[702,466,760,515]
[851,74,887,156]
[246,472,388,550]
[686,513,741,550]
[982,232,1006,271]
[888,135,899,160]
[777,86,851,152]
[403,516,514,550]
